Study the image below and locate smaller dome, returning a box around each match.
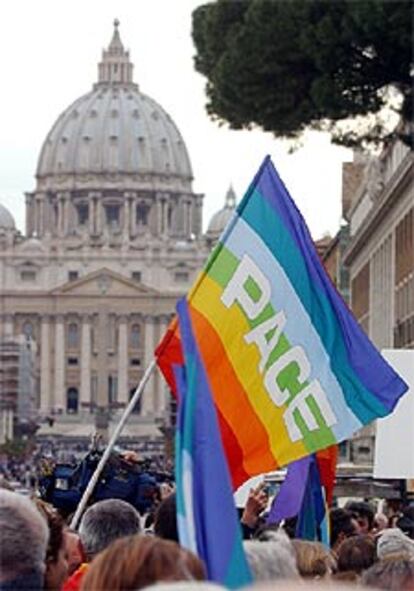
[0,203,16,230]
[207,185,237,238]
[19,237,46,253]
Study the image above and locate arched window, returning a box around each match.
[130,324,141,349]
[67,323,79,348]
[67,388,79,414]
[129,387,141,414]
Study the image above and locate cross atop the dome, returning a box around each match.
[109,18,123,51]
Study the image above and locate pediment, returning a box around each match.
[51,268,159,297]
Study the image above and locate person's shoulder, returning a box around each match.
[62,563,89,591]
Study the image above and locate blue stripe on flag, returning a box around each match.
[175,298,252,589]
[239,185,406,420]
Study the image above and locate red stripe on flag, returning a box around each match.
[316,445,338,505]
[155,323,182,398]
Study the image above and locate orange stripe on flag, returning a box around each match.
[190,305,279,478]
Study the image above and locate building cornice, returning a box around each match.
[343,152,413,266]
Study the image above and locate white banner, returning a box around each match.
[374,349,414,479]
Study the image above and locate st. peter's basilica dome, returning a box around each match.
[36,20,193,189]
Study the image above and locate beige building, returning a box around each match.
[0,23,219,443]
[342,133,414,464]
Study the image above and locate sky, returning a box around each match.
[0,0,352,240]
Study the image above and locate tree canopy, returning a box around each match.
[192,0,413,149]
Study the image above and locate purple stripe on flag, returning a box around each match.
[267,456,311,524]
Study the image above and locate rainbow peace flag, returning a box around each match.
[156,156,408,489]
[174,298,252,588]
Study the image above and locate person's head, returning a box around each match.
[345,501,375,534]
[80,535,205,591]
[154,493,178,542]
[78,498,141,560]
[291,539,336,579]
[243,533,299,582]
[377,527,414,560]
[336,534,376,574]
[329,508,358,554]
[34,499,68,591]
[362,557,414,590]
[0,490,49,585]
[64,529,85,576]
[397,505,414,540]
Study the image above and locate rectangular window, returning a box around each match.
[136,203,149,226]
[131,271,141,282]
[108,375,118,405]
[174,271,189,283]
[77,204,89,225]
[105,205,120,228]
[21,271,36,281]
[68,271,79,282]
[130,358,141,367]
[67,357,78,366]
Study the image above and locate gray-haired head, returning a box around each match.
[244,532,299,582]
[79,498,141,560]
[0,490,49,581]
[377,527,414,560]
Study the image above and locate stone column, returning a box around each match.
[96,310,108,408]
[34,196,41,236]
[95,310,109,438]
[54,315,65,412]
[163,200,169,237]
[95,198,103,235]
[63,194,70,235]
[57,195,64,237]
[80,315,91,409]
[130,194,137,236]
[40,316,51,412]
[142,315,155,415]
[123,199,130,238]
[117,316,129,406]
[179,195,189,238]
[187,199,193,239]
[89,197,95,234]
[156,195,163,235]
[25,193,34,237]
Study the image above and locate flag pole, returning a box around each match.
[70,358,158,530]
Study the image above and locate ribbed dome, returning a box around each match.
[0,203,15,230]
[207,185,237,238]
[36,22,192,184]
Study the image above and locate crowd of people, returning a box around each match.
[0,439,169,495]
[1,461,414,591]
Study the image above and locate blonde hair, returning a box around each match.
[292,539,336,578]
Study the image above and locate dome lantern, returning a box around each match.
[206,184,237,242]
[225,184,236,209]
[96,19,136,88]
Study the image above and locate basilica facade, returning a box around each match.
[0,23,231,442]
